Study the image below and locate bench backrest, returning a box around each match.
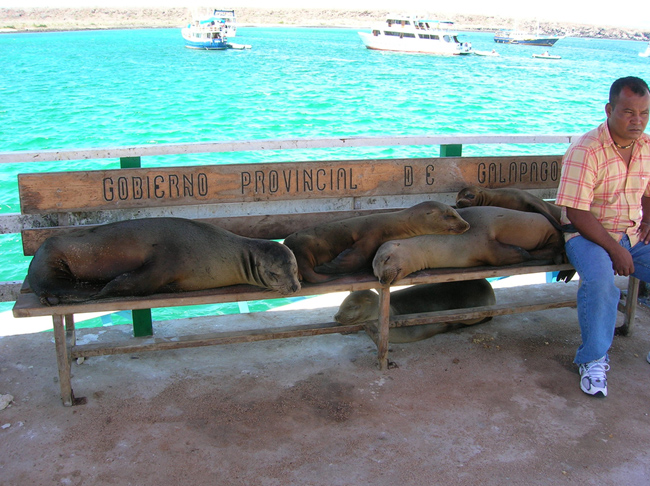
[18,155,563,255]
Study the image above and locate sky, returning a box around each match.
[4,0,650,31]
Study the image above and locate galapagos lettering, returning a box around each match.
[477,160,560,184]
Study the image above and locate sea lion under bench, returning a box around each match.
[334,280,496,343]
[28,217,301,305]
[456,185,563,231]
[283,201,470,283]
[373,206,564,285]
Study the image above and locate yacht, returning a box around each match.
[358,16,472,55]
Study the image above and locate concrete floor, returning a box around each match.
[1,277,649,486]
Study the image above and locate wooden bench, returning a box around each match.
[12,153,641,406]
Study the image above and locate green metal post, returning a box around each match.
[440,144,463,157]
[120,156,154,337]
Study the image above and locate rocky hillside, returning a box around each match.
[1,7,648,41]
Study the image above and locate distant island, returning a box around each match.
[1,7,648,41]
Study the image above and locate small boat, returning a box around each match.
[227,43,252,50]
[358,16,472,56]
[640,42,650,58]
[494,28,562,46]
[182,8,239,50]
[474,49,500,57]
[532,51,561,60]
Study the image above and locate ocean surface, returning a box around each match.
[1,26,649,323]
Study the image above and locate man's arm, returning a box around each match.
[566,207,635,276]
[639,196,650,244]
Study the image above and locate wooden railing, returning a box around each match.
[0,134,576,303]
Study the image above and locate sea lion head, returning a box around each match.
[372,241,408,285]
[455,186,486,208]
[254,241,301,295]
[409,201,469,235]
[334,290,379,325]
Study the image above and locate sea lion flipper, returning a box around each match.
[314,248,367,274]
[94,265,171,299]
[484,243,533,266]
[555,270,576,283]
[525,201,565,232]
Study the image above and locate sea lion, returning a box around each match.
[27,217,301,305]
[334,280,496,343]
[455,186,563,231]
[373,206,564,285]
[283,201,470,283]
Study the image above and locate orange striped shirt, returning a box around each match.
[556,122,650,245]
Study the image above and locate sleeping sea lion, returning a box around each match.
[334,280,496,343]
[283,201,470,283]
[373,206,564,285]
[28,217,301,305]
[455,186,563,231]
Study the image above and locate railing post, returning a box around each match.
[120,156,154,337]
[440,144,462,157]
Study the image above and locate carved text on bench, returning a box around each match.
[478,160,560,185]
[16,156,564,214]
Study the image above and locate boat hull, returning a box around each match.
[473,50,499,57]
[182,28,229,50]
[494,36,560,46]
[182,39,229,50]
[358,32,471,56]
[184,44,229,50]
[532,54,561,60]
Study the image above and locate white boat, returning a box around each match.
[494,21,562,47]
[227,43,251,50]
[474,49,500,57]
[640,42,650,57]
[532,51,561,60]
[494,29,562,46]
[358,16,472,56]
[182,8,238,50]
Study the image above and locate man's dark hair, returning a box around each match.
[609,76,650,104]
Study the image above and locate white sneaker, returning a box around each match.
[578,356,609,397]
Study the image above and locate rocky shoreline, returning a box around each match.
[1,7,649,41]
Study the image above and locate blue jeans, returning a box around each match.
[565,235,650,365]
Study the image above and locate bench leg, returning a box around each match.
[52,314,74,406]
[377,286,391,370]
[65,314,76,347]
[617,277,640,337]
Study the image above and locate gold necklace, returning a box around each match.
[614,140,635,150]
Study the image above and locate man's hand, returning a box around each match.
[566,206,635,275]
[640,196,650,244]
[609,244,635,276]
[637,221,650,244]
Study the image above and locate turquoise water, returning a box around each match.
[1,27,649,321]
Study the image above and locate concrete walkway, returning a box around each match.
[0,275,649,486]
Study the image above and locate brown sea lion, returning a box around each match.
[334,280,496,343]
[455,186,563,231]
[27,217,301,305]
[283,201,470,283]
[373,206,564,285]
